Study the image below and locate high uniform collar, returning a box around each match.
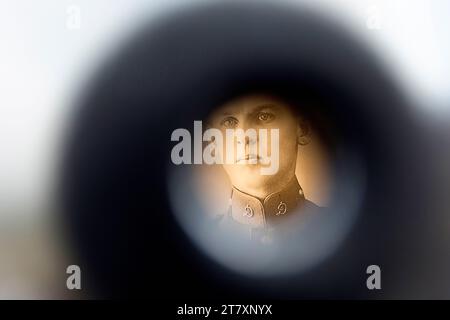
[230,177,305,229]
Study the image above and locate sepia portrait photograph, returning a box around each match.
[194,93,331,245]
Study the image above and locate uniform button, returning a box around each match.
[298,189,304,196]
[276,201,287,215]
[243,204,254,218]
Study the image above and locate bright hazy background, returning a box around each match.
[1,0,449,298]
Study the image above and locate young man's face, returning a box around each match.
[208,94,301,197]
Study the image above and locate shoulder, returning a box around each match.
[302,199,327,216]
[304,199,322,209]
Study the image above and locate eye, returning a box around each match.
[257,112,275,122]
[220,117,238,128]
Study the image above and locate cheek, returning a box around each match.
[267,124,298,152]
[277,127,299,163]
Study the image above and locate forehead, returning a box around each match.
[212,94,292,117]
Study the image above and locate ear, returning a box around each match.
[297,117,311,146]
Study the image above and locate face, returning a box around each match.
[208,94,305,197]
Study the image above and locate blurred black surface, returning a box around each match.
[60,2,446,299]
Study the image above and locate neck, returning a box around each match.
[234,175,297,200]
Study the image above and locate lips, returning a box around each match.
[236,154,260,163]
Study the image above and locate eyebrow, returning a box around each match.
[221,111,237,116]
[220,103,279,116]
[252,103,278,112]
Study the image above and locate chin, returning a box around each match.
[229,165,263,178]
[233,175,277,190]
[226,165,289,188]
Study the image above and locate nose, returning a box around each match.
[236,131,257,146]
[235,126,258,159]
[237,135,248,145]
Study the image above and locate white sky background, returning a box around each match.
[0,0,449,223]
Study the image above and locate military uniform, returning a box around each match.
[218,177,319,246]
